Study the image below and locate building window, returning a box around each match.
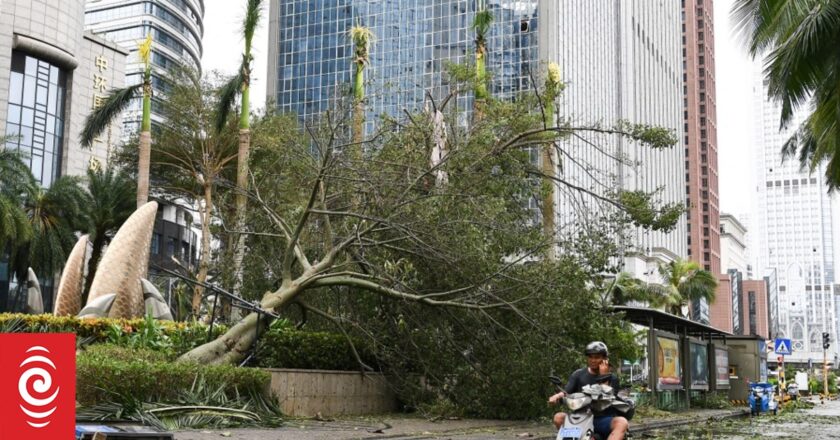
[181,241,190,263]
[151,233,161,255]
[167,238,177,257]
[4,51,67,187]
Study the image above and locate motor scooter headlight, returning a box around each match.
[565,394,591,411]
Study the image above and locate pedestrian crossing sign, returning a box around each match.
[774,338,792,355]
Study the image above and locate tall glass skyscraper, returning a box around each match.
[753,69,840,362]
[84,0,204,131]
[267,0,538,122]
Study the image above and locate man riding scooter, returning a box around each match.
[548,341,629,440]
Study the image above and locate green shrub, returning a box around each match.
[690,391,732,409]
[0,313,223,356]
[254,328,375,371]
[76,345,270,407]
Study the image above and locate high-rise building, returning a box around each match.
[540,2,687,286]
[267,0,538,121]
[753,70,840,363]
[84,0,204,132]
[682,0,720,275]
[267,0,687,283]
[682,0,720,325]
[0,0,128,311]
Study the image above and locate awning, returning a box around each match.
[611,305,733,339]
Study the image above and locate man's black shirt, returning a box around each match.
[564,367,620,395]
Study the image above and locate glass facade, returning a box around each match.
[4,51,67,187]
[272,0,538,122]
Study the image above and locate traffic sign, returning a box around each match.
[775,338,792,355]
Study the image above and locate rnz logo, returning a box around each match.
[19,346,61,428]
[0,333,75,440]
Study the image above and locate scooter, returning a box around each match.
[549,376,633,440]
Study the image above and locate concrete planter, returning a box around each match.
[265,368,397,416]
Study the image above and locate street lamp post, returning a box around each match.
[823,332,830,396]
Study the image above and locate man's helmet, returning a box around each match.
[584,341,608,357]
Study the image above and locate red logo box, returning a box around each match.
[0,333,76,440]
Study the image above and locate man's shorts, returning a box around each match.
[593,415,614,437]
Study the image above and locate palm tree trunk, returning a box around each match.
[192,181,214,316]
[231,128,251,304]
[137,80,152,208]
[351,64,365,158]
[542,101,555,260]
[82,234,107,306]
[137,131,151,207]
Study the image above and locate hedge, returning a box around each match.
[77,345,271,406]
[0,313,224,356]
[1,313,375,371]
[254,328,376,371]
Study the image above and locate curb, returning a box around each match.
[630,408,750,434]
[532,408,750,440]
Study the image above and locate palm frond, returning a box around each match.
[80,84,142,147]
[22,175,92,275]
[348,25,375,64]
[472,9,495,36]
[138,34,153,67]
[215,72,245,133]
[243,0,264,44]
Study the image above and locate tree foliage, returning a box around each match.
[733,0,840,188]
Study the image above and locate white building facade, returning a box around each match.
[753,73,840,363]
[720,213,749,275]
[538,0,686,285]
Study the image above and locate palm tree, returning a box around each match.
[81,34,154,207]
[82,167,136,303]
[157,67,239,315]
[541,62,562,259]
[11,176,91,281]
[732,0,840,188]
[648,259,718,318]
[607,272,657,306]
[0,148,34,248]
[472,5,494,110]
[348,24,375,153]
[216,0,264,302]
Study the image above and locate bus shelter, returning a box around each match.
[612,306,733,409]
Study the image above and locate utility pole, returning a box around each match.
[823,332,831,396]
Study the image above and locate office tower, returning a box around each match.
[753,70,839,362]
[682,0,720,275]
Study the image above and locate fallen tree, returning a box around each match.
[179,73,682,367]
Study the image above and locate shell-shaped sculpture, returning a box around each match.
[141,279,173,321]
[25,268,43,314]
[54,234,90,316]
[86,201,158,319]
[78,293,116,319]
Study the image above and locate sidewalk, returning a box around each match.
[172,407,749,440]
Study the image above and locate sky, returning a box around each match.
[201,0,757,219]
[201,1,269,111]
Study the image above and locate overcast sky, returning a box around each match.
[201,0,756,219]
[201,1,269,111]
